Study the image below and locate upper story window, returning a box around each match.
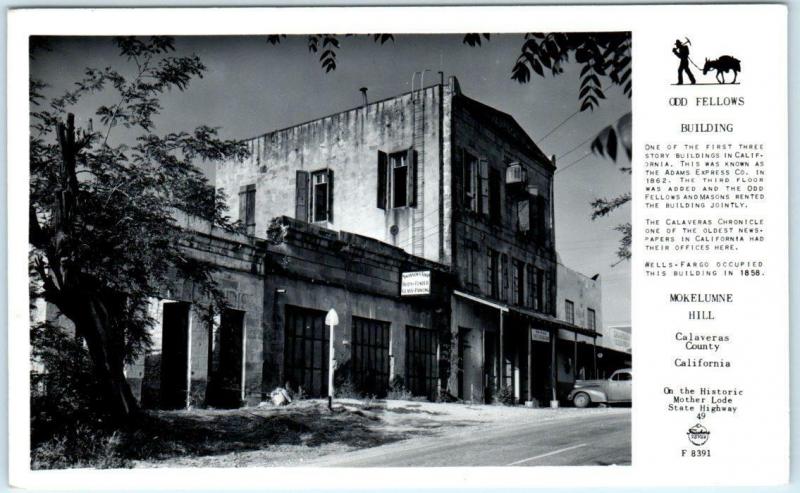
[239,184,256,235]
[534,268,545,312]
[525,264,535,308]
[517,193,548,242]
[295,169,334,223]
[512,259,524,306]
[377,149,417,209]
[459,149,489,216]
[587,308,596,331]
[565,300,575,325]
[311,170,330,222]
[500,253,509,301]
[489,167,502,225]
[486,248,499,299]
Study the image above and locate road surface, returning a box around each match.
[307,408,630,467]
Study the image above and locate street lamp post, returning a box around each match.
[325,308,339,410]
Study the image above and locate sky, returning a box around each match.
[30,34,631,327]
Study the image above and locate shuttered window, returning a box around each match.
[295,171,309,221]
[500,253,509,301]
[526,264,535,308]
[463,151,478,212]
[489,167,502,224]
[239,184,256,235]
[479,158,489,216]
[296,169,334,223]
[377,149,417,209]
[487,248,499,298]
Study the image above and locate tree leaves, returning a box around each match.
[463,33,491,47]
[510,32,631,112]
[590,112,632,163]
[29,37,250,376]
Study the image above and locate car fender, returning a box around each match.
[569,387,608,403]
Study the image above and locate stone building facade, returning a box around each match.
[213,77,601,406]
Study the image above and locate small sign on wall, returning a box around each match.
[531,328,550,343]
[401,271,431,296]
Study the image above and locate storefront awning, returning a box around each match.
[453,290,601,339]
[509,305,602,338]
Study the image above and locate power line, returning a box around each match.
[556,134,595,162]
[555,151,593,175]
[536,109,580,143]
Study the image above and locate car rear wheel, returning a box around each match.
[573,392,591,408]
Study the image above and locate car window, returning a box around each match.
[618,372,632,381]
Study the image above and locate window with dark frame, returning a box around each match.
[377,149,416,209]
[487,248,499,298]
[391,151,408,208]
[535,268,545,312]
[489,167,502,224]
[545,270,553,315]
[296,169,333,223]
[526,264,535,308]
[565,299,575,325]
[500,253,509,301]
[311,170,329,223]
[463,151,479,212]
[587,308,596,331]
[512,259,525,306]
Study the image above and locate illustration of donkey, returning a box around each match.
[702,56,741,84]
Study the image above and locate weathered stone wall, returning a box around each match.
[216,85,449,265]
[450,95,557,309]
[125,216,266,408]
[262,217,450,398]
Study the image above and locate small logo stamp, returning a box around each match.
[687,423,710,446]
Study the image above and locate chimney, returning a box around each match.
[359,87,368,106]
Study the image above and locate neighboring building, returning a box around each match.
[215,77,599,405]
[555,263,603,400]
[597,324,632,378]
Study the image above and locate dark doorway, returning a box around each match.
[160,301,191,410]
[457,327,470,400]
[405,326,437,399]
[209,309,245,408]
[351,317,391,397]
[284,305,328,397]
[530,340,550,404]
[483,331,499,404]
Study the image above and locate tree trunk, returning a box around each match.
[64,292,140,421]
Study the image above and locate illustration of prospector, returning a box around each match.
[672,38,696,85]
[673,37,742,84]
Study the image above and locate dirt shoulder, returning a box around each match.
[129,399,622,468]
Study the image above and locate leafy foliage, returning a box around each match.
[267,33,395,73]
[462,33,491,46]
[29,36,249,419]
[510,32,631,112]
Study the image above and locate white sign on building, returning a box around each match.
[531,328,550,343]
[401,271,431,296]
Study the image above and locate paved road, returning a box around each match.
[308,408,630,467]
